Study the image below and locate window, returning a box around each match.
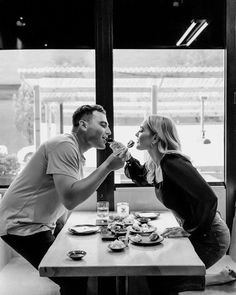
[113,49,224,183]
[0,50,95,186]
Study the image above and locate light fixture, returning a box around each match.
[176,19,208,47]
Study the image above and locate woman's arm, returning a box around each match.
[124,157,149,186]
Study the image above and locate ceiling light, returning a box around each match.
[176,19,208,47]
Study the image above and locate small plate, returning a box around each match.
[130,226,156,235]
[108,243,126,252]
[67,250,87,260]
[135,212,160,220]
[68,224,99,235]
[111,229,127,236]
[136,217,151,224]
[129,235,164,246]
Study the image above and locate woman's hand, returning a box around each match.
[161,227,190,238]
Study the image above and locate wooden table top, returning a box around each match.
[39,211,205,278]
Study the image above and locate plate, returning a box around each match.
[68,224,99,235]
[67,250,87,260]
[108,244,126,252]
[130,226,156,235]
[136,217,151,224]
[129,235,164,246]
[111,229,127,236]
[135,212,160,219]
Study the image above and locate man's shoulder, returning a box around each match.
[45,133,75,147]
[44,134,78,154]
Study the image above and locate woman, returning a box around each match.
[119,115,235,293]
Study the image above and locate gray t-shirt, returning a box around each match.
[0,133,85,236]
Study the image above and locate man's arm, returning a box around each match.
[53,152,125,210]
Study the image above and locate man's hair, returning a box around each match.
[72,104,106,127]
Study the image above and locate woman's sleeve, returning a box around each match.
[124,157,149,186]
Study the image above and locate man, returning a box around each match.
[0,104,126,295]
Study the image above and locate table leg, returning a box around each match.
[116,276,128,295]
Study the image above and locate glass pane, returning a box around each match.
[113,49,224,183]
[0,50,95,186]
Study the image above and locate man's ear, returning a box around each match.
[78,120,88,130]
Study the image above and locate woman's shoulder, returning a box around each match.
[161,151,191,165]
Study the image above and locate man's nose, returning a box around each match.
[106,127,111,135]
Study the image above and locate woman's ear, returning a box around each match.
[152,134,159,144]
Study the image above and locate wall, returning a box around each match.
[76,186,226,221]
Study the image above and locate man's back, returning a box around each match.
[0,133,84,237]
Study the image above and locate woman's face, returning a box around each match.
[135,122,154,150]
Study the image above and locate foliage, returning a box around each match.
[14,81,34,145]
[0,153,20,176]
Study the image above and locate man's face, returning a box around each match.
[85,111,111,149]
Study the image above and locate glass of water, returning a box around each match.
[96,201,109,220]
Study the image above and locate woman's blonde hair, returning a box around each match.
[145,115,181,183]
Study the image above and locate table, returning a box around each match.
[39,211,205,294]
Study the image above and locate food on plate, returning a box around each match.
[132,223,142,232]
[123,215,135,225]
[132,234,142,243]
[109,222,126,232]
[109,239,126,249]
[109,214,134,224]
[149,232,159,241]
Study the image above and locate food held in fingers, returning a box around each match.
[127,140,135,148]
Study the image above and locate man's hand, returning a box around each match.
[105,152,126,171]
[161,227,190,238]
[109,141,131,162]
[109,141,126,152]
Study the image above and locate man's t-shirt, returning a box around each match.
[0,133,85,236]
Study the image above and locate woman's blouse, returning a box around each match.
[124,153,217,236]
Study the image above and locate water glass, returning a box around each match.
[96,201,109,219]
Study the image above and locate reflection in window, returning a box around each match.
[113,50,224,183]
[0,50,95,185]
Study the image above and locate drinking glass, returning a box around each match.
[117,202,129,218]
[96,201,109,219]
